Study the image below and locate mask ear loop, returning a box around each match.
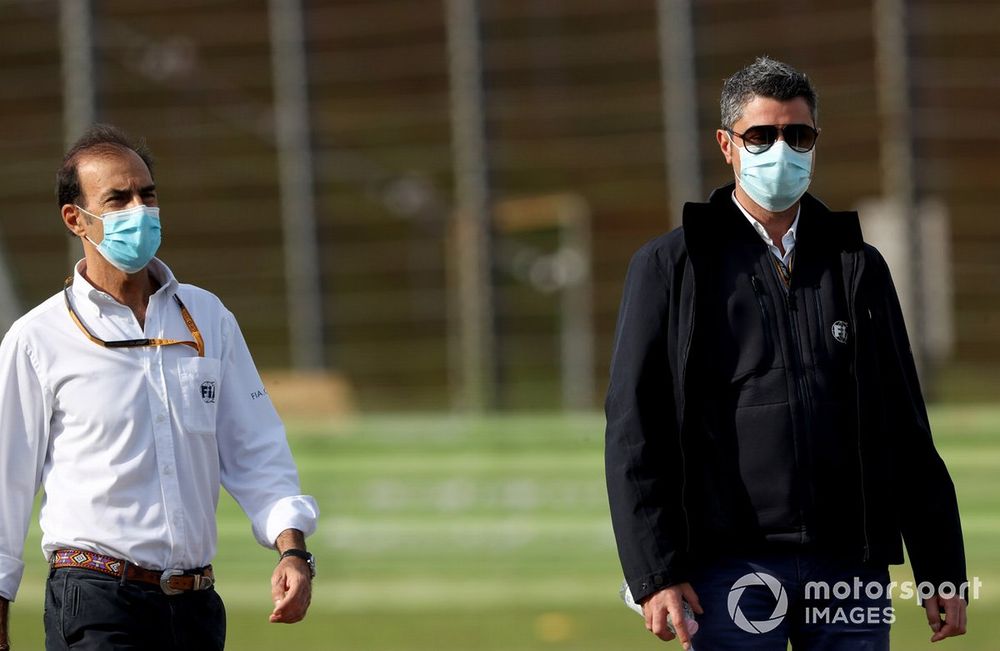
[726,131,743,186]
[75,205,104,248]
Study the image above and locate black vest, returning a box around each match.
[688,203,865,551]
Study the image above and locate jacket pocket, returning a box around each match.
[735,274,775,382]
[177,357,221,435]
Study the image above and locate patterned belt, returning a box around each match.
[51,548,215,596]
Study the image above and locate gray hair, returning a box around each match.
[720,56,818,130]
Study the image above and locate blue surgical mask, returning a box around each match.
[77,204,162,273]
[732,138,813,212]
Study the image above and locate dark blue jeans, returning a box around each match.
[44,568,226,651]
[688,548,891,650]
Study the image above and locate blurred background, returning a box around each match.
[1,0,997,649]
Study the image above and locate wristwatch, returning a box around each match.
[279,548,316,578]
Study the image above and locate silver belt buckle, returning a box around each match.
[160,569,184,596]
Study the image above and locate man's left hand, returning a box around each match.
[924,594,967,642]
[269,556,312,624]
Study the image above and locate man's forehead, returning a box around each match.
[76,147,152,187]
[735,95,813,126]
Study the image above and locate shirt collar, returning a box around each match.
[731,191,800,250]
[70,257,179,315]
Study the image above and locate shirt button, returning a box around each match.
[163,465,174,476]
[156,414,167,424]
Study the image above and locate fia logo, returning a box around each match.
[200,380,217,403]
[831,320,849,344]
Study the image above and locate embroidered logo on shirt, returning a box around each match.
[831,320,849,344]
[200,380,217,403]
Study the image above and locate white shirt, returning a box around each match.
[732,192,800,269]
[0,258,318,600]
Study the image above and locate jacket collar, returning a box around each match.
[682,183,864,259]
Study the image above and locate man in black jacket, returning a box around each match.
[606,57,967,650]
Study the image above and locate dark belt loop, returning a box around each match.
[120,560,129,586]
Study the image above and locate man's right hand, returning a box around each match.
[641,583,703,649]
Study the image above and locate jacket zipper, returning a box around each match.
[787,293,816,413]
[814,290,827,358]
[770,263,813,539]
[848,254,871,561]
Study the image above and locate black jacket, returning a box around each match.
[605,184,966,603]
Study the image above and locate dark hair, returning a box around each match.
[720,56,818,130]
[56,124,154,208]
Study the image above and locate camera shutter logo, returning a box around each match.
[831,320,849,344]
[727,572,788,634]
[200,380,217,403]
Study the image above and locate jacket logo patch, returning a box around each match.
[200,380,217,403]
[831,320,849,344]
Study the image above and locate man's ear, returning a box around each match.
[62,204,88,238]
[716,129,735,165]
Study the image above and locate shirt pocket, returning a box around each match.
[176,357,221,435]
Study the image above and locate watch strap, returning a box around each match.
[279,549,315,577]
[280,549,312,562]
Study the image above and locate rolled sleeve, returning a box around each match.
[216,311,319,550]
[259,495,320,549]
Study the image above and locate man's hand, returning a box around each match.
[269,555,312,623]
[269,528,312,624]
[641,583,703,649]
[924,594,967,642]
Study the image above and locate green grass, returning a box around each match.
[7,406,999,650]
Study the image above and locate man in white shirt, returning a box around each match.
[0,124,319,650]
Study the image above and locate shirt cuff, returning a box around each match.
[0,552,25,601]
[255,495,320,549]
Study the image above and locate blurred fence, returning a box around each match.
[0,0,997,410]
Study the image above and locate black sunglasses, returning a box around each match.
[726,123,820,154]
